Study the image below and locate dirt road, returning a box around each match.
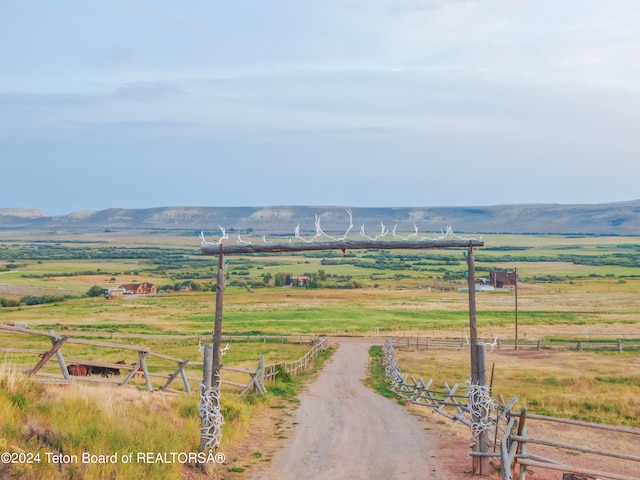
[250,340,472,480]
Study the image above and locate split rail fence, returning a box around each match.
[195,336,329,395]
[1,324,328,396]
[0,324,192,393]
[387,335,640,352]
[383,338,640,480]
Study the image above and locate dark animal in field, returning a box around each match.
[91,361,125,377]
[90,366,110,377]
[67,364,89,376]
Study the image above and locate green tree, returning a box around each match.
[274,272,292,287]
[86,285,106,297]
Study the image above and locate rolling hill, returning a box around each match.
[1,202,639,235]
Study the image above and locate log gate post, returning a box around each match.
[468,247,490,475]
[211,246,226,391]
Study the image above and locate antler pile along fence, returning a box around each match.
[383,338,640,480]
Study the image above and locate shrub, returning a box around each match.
[0,297,20,307]
[86,285,106,297]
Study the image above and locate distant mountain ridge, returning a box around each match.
[1,202,640,235]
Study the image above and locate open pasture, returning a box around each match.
[1,230,640,478]
[394,346,640,428]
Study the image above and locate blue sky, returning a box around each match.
[1,1,639,215]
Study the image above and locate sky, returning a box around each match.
[1,1,640,215]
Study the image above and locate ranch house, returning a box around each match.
[291,275,311,287]
[119,282,157,295]
[489,271,517,288]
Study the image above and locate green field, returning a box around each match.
[1,231,640,479]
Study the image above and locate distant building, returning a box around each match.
[104,288,126,299]
[291,275,310,287]
[119,282,157,295]
[489,271,517,288]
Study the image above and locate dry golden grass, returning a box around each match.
[395,346,640,427]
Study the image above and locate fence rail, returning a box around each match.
[0,324,191,393]
[384,338,640,480]
[387,335,640,352]
[210,336,329,395]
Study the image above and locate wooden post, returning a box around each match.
[471,343,490,475]
[254,355,265,394]
[468,247,490,475]
[211,248,226,409]
[139,351,153,392]
[467,247,478,351]
[29,331,69,379]
[200,343,214,451]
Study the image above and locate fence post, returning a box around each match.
[471,343,490,475]
[516,407,527,480]
[254,355,265,394]
[200,343,214,451]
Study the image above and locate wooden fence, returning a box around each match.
[499,408,640,480]
[219,334,320,344]
[387,335,640,352]
[0,324,192,393]
[196,336,329,395]
[384,338,640,479]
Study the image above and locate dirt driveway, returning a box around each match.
[249,340,476,480]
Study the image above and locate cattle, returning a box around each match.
[90,362,124,377]
[67,364,89,376]
[90,366,109,377]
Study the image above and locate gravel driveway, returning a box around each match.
[250,340,470,480]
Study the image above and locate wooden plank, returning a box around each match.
[511,435,640,462]
[64,338,150,352]
[0,324,56,337]
[518,458,638,480]
[508,411,640,436]
[0,348,47,355]
[160,360,189,392]
[221,380,249,388]
[202,238,483,256]
[146,351,184,362]
[221,366,257,375]
[29,336,69,376]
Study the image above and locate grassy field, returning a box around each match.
[1,230,640,478]
[390,347,640,427]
